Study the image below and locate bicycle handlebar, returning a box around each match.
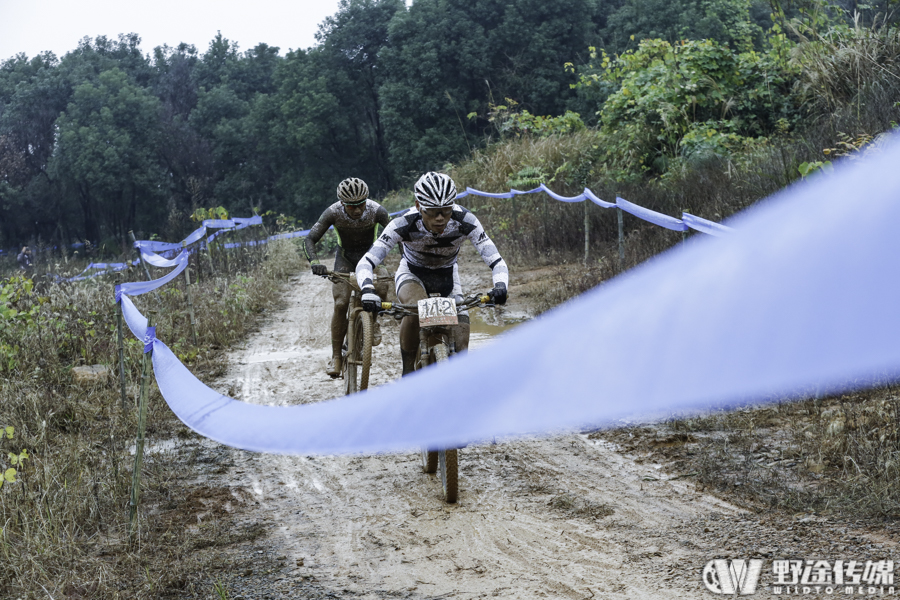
[379,293,494,317]
[315,269,388,292]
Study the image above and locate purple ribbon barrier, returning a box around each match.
[115,134,900,455]
[457,185,721,233]
[115,251,189,302]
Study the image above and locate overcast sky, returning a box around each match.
[0,0,349,62]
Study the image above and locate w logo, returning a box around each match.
[703,559,764,595]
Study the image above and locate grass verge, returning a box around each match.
[0,237,303,598]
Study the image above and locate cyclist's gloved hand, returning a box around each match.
[361,288,381,312]
[490,282,508,305]
[311,264,327,276]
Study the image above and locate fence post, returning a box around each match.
[204,239,216,275]
[221,234,231,273]
[128,312,153,545]
[181,241,198,347]
[129,230,153,283]
[617,203,625,270]
[115,285,128,411]
[583,199,590,266]
[253,209,270,265]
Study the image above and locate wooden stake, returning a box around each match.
[205,238,216,275]
[129,230,153,283]
[128,312,153,545]
[129,230,161,304]
[617,203,625,270]
[116,291,128,411]
[181,242,198,347]
[583,200,590,266]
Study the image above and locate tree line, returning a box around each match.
[0,0,891,251]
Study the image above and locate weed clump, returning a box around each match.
[0,238,302,598]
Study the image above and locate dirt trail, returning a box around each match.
[201,247,750,599]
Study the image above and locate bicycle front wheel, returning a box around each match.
[418,345,439,472]
[431,343,458,503]
[439,449,458,504]
[345,311,373,395]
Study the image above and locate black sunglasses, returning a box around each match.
[420,206,453,217]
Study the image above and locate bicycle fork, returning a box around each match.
[418,327,455,366]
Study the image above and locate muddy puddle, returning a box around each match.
[467,310,524,349]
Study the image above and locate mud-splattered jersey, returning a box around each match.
[303,200,391,266]
[356,205,508,292]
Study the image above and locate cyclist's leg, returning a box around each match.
[328,249,353,376]
[449,263,470,354]
[395,259,426,375]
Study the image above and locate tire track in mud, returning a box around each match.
[206,247,746,599]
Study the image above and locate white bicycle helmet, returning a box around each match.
[414,172,457,208]
[337,177,369,204]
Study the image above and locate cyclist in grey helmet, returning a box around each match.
[305,177,391,377]
[356,172,509,375]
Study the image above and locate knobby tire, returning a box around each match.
[439,449,458,504]
[421,448,438,474]
[418,348,438,472]
[431,343,457,503]
[345,311,373,395]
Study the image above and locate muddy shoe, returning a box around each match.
[326,357,342,378]
[372,319,382,346]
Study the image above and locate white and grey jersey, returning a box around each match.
[356,205,508,292]
[303,200,391,266]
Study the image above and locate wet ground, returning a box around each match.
[177,246,888,599]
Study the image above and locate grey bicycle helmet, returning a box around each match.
[337,177,369,204]
[414,172,457,208]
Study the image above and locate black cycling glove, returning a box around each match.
[311,264,327,276]
[361,287,381,312]
[490,282,508,305]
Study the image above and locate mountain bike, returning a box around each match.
[377,292,495,503]
[316,270,378,395]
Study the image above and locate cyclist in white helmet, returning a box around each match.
[356,172,508,375]
[305,177,391,377]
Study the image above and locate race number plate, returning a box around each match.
[417,297,458,326]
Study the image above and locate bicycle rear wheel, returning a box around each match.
[421,448,437,473]
[345,311,373,395]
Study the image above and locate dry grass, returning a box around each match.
[795,16,900,120]
[597,384,900,521]
[0,237,303,598]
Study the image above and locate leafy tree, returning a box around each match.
[151,43,215,234]
[582,38,800,174]
[194,33,241,93]
[51,68,165,243]
[379,0,606,178]
[0,52,72,244]
[261,0,405,222]
[603,0,770,52]
[313,0,405,193]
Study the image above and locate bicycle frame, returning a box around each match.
[316,270,375,394]
[378,292,494,503]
